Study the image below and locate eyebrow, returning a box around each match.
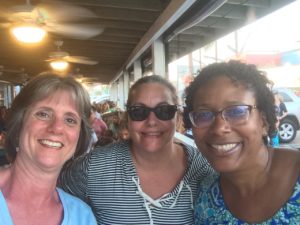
[131,101,173,106]
[33,106,80,118]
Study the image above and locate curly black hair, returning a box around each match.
[185,60,277,139]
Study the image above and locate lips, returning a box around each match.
[38,139,64,149]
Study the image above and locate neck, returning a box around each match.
[221,147,273,196]
[1,158,59,206]
[131,142,181,170]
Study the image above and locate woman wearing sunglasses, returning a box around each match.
[60,75,214,224]
[185,60,300,224]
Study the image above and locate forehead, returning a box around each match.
[130,83,174,104]
[194,76,256,105]
[31,90,78,110]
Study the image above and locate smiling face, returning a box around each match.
[191,76,268,173]
[128,83,177,155]
[18,90,81,173]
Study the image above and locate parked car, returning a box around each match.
[274,88,300,143]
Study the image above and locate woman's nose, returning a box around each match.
[47,117,64,134]
[145,111,158,125]
[209,114,231,135]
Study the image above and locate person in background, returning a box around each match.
[271,92,288,147]
[100,101,110,114]
[96,129,115,146]
[0,72,97,225]
[90,106,108,141]
[92,104,102,119]
[116,118,130,141]
[180,74,195,139]
[0,106,7,148]
[185,60,300,224]
[0,106,7,134]
[106,111,125,140]
[60,75,214,225]
[278,94,288,118]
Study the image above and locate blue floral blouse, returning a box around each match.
[195,173,300,225]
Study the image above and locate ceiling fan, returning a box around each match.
[46,40,98,65]
[0,0,104,40]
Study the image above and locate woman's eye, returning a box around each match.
[35,111,51,120]
[65,117,79,126]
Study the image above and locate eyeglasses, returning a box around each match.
[127,105,177,121]
[189,105,257,128]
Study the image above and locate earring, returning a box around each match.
[16,147,19,152]
[262,133,270,146]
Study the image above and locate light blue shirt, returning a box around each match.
[0,188,97,225]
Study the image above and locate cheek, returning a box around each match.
[72,128,81,141]
[65,125,81,144]
[20,117,41,138]
[192,127,205,140]
[127,121,141,135]
[169,119,177,131]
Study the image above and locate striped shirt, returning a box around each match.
[60,140,214,225]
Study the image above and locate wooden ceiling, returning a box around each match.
[0,0,295,85]
[0,0,171,84]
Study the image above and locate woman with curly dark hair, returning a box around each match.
[185,60,300,224]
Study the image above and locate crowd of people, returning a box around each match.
[87,100,130,151]
[0,60,299,225]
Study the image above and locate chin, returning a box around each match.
[212,162,237,173]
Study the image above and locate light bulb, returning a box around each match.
[50,60,69,71]
[11,25,46,43]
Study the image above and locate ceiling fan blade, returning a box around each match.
[64,56,98,65]
[46,23,104,39]
[36,2,98,22]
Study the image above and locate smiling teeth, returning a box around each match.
[145,132,160,136]
[211,143,237,152]
[40,139,63,148]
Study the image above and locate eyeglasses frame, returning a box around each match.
[189,104,257,128]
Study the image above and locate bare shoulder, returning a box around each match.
[272,148,300,174]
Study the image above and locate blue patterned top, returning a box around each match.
[195,173,300,225]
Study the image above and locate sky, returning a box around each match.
[168,0,300,88]
[240,0,300,52]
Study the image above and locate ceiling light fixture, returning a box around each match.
[11,24,46,43]
[50,60,69,71]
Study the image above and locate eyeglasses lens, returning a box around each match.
[189,110,213,128]
[128,106,149,121]
[128,105,177,121]
[190,105,252,128]
[223,105,250,124]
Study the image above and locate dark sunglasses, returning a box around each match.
[127,105,177,121]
